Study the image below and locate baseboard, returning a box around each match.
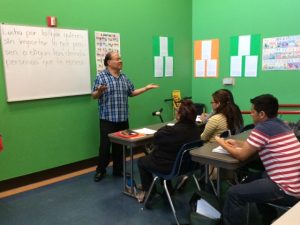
[0,157,98,192]
[0,147,146,193]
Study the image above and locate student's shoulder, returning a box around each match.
[209,113,226,121]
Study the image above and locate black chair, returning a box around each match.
[220,130,231,138]
[194,103,205,115]
[241,124,254,132]
[143,140,203,225]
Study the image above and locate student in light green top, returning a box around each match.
[201,89,244,142]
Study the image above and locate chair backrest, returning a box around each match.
[194,103,205,115]
[241,124,254,132]
[220,130,231,138]
[170,140,203,178]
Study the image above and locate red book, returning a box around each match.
[114,130,145,139]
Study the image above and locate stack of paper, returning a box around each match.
[133,128,157,135]
[212,146,229,154]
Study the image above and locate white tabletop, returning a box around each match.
[271,201,300,225]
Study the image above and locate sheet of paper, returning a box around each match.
[154,56,163,77]
[195,60,205,77]
[230,56,242,77]
[160,37,168,56]
[212,146,230,154]
[196,199,221,219]
[165,56,173,77]
[206,59,217,77]
[133,128,157,135]
[167,123,175,126]
[201,40,212,60]
[238,35,251,56]
[245,55,258,77]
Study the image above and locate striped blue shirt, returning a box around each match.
[92,69,135,122]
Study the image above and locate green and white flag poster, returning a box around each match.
[230,34,260,77]
[153,36,174,77]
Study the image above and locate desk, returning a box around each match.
[190,131,251,197]
[271,202,300,225]
[108,121,170,197]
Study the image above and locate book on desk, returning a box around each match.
[114,129,146,139]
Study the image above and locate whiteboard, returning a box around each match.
[0,24,91,102]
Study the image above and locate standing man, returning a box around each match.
[92,52,159,182]
[216,94,300,225]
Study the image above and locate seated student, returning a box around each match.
[201,89,243,142]
[200,89,243,131]
[216,94,300,225]
[137,100,201,202]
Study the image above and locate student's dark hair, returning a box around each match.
[220,89,235,103]
[250,94,278,118]
[213,89,244,133]
[177,99,196,123]
[104,52,112,67]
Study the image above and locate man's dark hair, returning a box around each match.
[250,94,278,118]
[177,100,196,123]
[104,52,112,67]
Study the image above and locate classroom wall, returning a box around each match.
[192,0,300,124]
[0,0,192,181]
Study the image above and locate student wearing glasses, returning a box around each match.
[200,89,243,142]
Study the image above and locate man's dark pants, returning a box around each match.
[97,119,129,174]
[223,172,299,225]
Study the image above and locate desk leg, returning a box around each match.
[123,145,126,192]
[122,146,136,198]
[205,164,209,184]
[217,167,220,198]
[130,146,134,194]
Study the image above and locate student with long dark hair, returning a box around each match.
[201,89,243,142]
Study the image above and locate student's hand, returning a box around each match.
[200,113,208,122]
[215,136,225,146]
[215,136,236,148]
[224,139,238,148]
[145,84,159,90]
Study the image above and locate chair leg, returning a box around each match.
[246,203,250,225]
[192,174,201,191]
[144,176,159,207]
[163,180,180,225]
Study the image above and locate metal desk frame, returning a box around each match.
[108,122,169,198]
[190,131,251,197]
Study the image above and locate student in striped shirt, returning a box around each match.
[201,89,243,142]
[216,94,300,225]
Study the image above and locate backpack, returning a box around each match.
[288,120,300,141]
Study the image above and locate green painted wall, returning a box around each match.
[0,0,192,181]
[192,0,300,124]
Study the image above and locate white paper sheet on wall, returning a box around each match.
[154,56,164,77]
[230,56,242,77]
[238,35,251,56]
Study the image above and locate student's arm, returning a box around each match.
[201,115,222,141]
[131,84,159,97]
[215,136,258,161]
